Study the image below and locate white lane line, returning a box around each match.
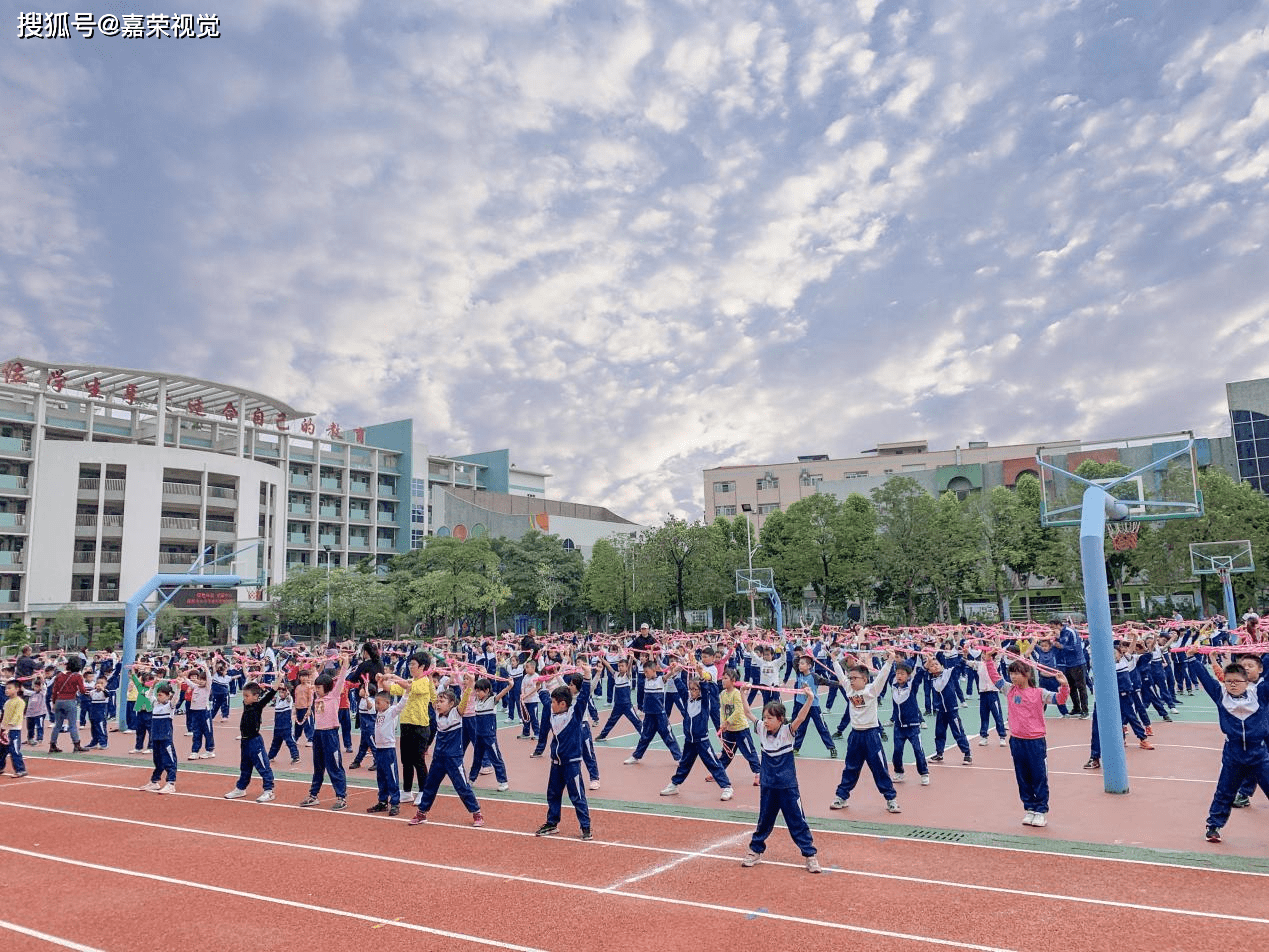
[603,831,749,891]
[0,919,105,952]
[0,846,547,952]
[0,797,1262,927]
[0,838,1016,952]
[13,760,1268,881]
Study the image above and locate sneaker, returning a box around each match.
[1232,794,1251,809]
[1030,813,1048,827]
[157,783,175,795]
[829,748,838,759]
[187,753,201,761]
[14,771,26,778]
[886,800,902,814]
[1023,811,1036,826]
[497,782,510,792]
[660,783,679,796]
[224,788,247,799]
[806,855,822,873]
[123,729,134,734]
[930,754,943,763]
[1144,726,1154,736]
[291,758,301,766]
[184,731,193,737]
[893,772,906,783]
[366,763,376,771]
[1083,758,1101,770]
[830,797,847,810]
[331,798,347,811]
[792,748,800,757]
[623,756,639,765]
[920,774,930,786]
[1205,825,1221,843]
[535,823,558,837]
[409,810,428,826]
[720,787,734,801]
[257,790,275,803]
[472,811,484,827]
[141,781,161,792]
[480,766,493,775]
[1161,715,1173,723]
[741,851,761,867]
[1139,739,1155,750]
[1000,738,1008,747]
[580,827,593,841]
[529,752,544,759]
[345,748,354,754]
[978,737,988,747]
[388,804,399,816]
[299,795,320,807]
[367,801,388,813]
[832,730,843,739]
[962,756,973,766]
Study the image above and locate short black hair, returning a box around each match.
[409,651,432,670]
[550,686,572,706]
[474,677,492,692]
[242,681,262,696]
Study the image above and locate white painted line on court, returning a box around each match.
[0,845,548,952]
[0,919,105,952]
[16,756,1264,879]
[603,830,750,891]
[0,796,1262,926]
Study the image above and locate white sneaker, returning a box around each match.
[224,788,247,799]
[830,797,847,810]
[200,751,215,759]
[893,772,905,783]
[1030,813,1048,827]
[157,783,175,795]
[1000,737,1008,747]
[187,753,201,761]
[184,731,194,737]
[1023,811,1036,825]
[480,766,493,775]
[741,851,761,868]
[887,800,902,814]
[720,787,734,801]
[123,729,134,734]
[141,781,161,792]
[588,779,600,790]
[623,756,639,765]
[497,782,510,792]
[920,774,930,786]
[256,790,275,803]
[659,783,679,796]
[978,737,988,747]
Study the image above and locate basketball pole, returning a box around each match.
[1220,568,1237,631]
[1080,485,1131,795]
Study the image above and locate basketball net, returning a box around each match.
[1107,520,1140,551]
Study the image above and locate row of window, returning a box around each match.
[714,503,781,517]
[713,477,782,493]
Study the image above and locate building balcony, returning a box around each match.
[158,516,199,540]
[320,478,342,491]
[0,550,24,566]
[70,590,95,602]
[205,520,236,537]
[288,533,311,546]
[0,590,22,603]
[162,481,202,503]
[319,506,341,518]
[73,553,96,570]
[0,474,29,494]
[377,484,397,498]
[318,533,340,547]
[349,509,370,522]
[207,486,238,502]
[0,512,29,532]
[349,481,371,496]
[290,475,313,489]
[288,505,312,517]
[348,536,369,549]
[0,436,32,456]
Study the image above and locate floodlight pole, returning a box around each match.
[1080,486,1132,795]
[741,504,759,630]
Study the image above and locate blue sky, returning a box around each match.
[3,1,1268,525]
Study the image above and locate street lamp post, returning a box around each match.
[740,504,759,630]
[323,544,332,641]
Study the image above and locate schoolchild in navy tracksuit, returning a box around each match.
[535,663,594,839]
[595,657,643,740]
[1084,642,1153,769]
[971,655,1008,746]
[1184,648,1269,843]
[791,655,837,757]
[140,683,177,793]
[565,673,601,790]
[267,682,301,764]
[1234,655,1266,808]
[699,646,725,730]
[409,686,484,827]
[829,652,899,813]
[926,656,972,765]
[85,678,110,750]
[223,682,277,802]
[887,660,930,784]
[349,689,377,769]
[505,656,525,722]
[210,662,232,722]
[467,676,511,789]
[518,659,542,738]
[366,690,407,816]
[659,667,733,799]
[742,685,821,873]
[624,659,682,764]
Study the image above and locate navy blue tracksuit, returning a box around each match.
[888,667,929,777]
[1189,659,1269,831]
[595,675,642,739]
[669,687,731,787]
[749,722,815,858]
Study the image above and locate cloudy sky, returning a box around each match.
[3,0,1268,525]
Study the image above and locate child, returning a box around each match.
[293,669,315,746]
[267,682,301,766]
[791,654,838,758]
[85,676,110,751]
[1185,647,1269,843]
[349,685,377,770]
[1,680,28,777]
[973,651,1008,747]
[887,658,930,786]
[367,688,409,816]
[659,671,733,800]
[1084,640,1153,770]
[210,661,232,722]
[925,656,972,766]
[986,651,1068,827]
[298,653,350,811]
[517,658,541,739]
[742,685,820,873]
[595,656,642,740]
[535,662,594,839]
[409,686,484,827]
[24,675,46,745]
[182,662,215,760]
[564,672,601,791]
[829,650,900,813]
[1233,654,1266,809]
[717,668,761,786]
[223,681,278,802]
[623,659,683,765]
[140,682,177,794]
[128,667,156,754]
[467,675,512,792]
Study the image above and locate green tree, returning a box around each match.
[871,477,940,624]
[1,620,30,657]
[583,537,630,627]
[395,537,510,636]
[43,606,88,648]
[642,516,710,628]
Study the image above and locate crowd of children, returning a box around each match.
[2,609,1266,864]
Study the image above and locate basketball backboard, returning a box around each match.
[1036,431,1202,528]
[735,567,774,594]
[1189,540,1254,577]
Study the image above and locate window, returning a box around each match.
[714,505,737,517]
[799,473,822,487]
[756,476,779,491]
[713,481,734,493]
[757,503,780,515]
[562,538,576,551]
[411,505,425,523]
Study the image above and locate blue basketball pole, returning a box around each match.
[1080,487,1130,795]
[1221,571,1237,630]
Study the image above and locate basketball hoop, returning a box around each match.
[1107,521,1140,551]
